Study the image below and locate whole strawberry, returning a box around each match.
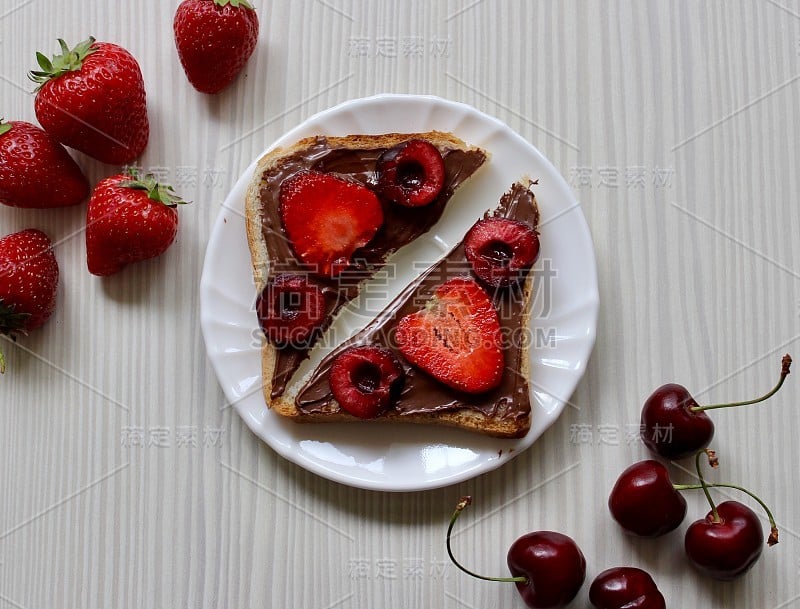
[174,0,259,94]
[0,229,59,373]
[0,119,89,208]
[86,170,187,276]
[29,37,149,165]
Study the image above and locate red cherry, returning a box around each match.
[375,139,445,207]
[256,273,327,347]
[640,383,714,459]
[641,355,791,459]
[507,531,587,609]
[329,345,405,418]
[589,567,666,609]
[464,217,540,288]
[684,501,767,581]
[446,497,586,609]
[681,450,779,580]
[608,460,687,537]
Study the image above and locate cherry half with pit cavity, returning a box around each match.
[446,496,586,609]
[375,139,445,207]
[256,273,326,347]
[640,354,791,459]
[329,345,405,418]
[589,567,666,609]
[464,217,540,288]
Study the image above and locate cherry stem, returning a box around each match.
[691,354,791,412]
[693,449,720,522]
[0,347,5,374]
[446,496,528,585]
[673,449,779,546]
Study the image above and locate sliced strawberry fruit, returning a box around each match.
[464,217,539,288]
[375,139,445,207]
[256,273,326,347]
[395,277,504,394]
[329,345,405,418]
[279,170,384,277]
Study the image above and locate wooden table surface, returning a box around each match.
[2,2,799,608]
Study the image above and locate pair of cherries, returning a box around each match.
[446,497,666,609]
[610,450,779,581]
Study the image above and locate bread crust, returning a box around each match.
[244,131,488,417]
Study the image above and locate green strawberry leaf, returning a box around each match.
[0,347,5,374]
[28,36,98,88]
[0,119,11,137]
[214,0,254,8]
[119,168,190,208]
[0,300,30,335]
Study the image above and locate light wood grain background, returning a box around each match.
[2,1,799,608]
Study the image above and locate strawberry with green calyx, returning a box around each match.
[0,229,60,374]
[29,37,149,164]
[0,118,89,208]
[174,0,260,94]
[85,169,188,276]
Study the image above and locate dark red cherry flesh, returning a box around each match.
[640,383,714,459]
[464,217,540,288]
[608,460,687,537]
[507,531,587,609]
[589,567,666,609]
[329,345,405,418]
[256,273,327,347]
[375,139,445,207]
[684,500,766,581]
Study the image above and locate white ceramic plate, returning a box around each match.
[200,94,598,491]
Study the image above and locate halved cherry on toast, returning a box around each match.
[329,345,405,418]
[256,273,326,347]
[465,217,539,288]
[375,139,446,207]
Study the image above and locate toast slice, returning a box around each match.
[281,179,540,438]
[245,131,488,402]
